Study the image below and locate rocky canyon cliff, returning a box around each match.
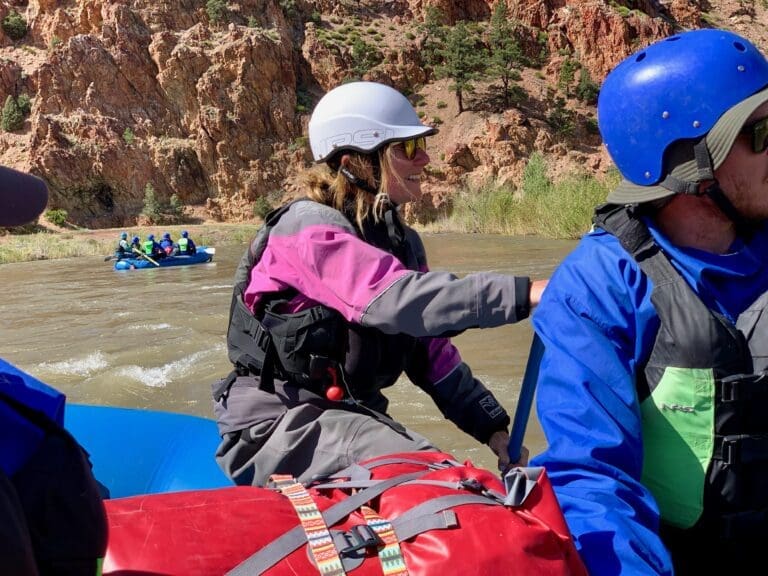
[0,0,764,227]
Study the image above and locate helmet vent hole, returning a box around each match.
[733,41,746,52]
[635,53,646,62]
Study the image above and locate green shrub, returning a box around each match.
[520,152,551,199]
[122,127,135,145]
[45,209,68,227]
[168,194,183,217]
[16,94,30,115]
[576,68,599,104]
[1,95,24,132]
[253,196,273,220]
[206,0,227,24]
[2,10,27,41]
[141,183,161,223]
[547,97,575,137]
[288,136,308,152]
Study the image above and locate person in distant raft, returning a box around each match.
[177,230,196,255]
[130,235,141,254]
[530,29,768,575]
[143,233,164,259]
[159,232,175,255]
[213,81,547,487]
[115,231,131,259]
[0,165,108,575]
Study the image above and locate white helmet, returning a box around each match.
[308,81,437,163]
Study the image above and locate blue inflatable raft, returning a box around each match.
[113,246,215,271]
[65,404,231,498]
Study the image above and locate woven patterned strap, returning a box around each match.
[360,505,409,576]
[270,474,347,576]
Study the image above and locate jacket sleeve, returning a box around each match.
[246,202,531,337]
[529,233,674,576]
[405,338,510,444]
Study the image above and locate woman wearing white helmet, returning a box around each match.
[214,81,547,486]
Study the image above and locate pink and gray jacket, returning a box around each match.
[219,200,533,443]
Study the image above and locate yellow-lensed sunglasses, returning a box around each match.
[401,137,427,159]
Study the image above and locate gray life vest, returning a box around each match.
[217,200,420,408]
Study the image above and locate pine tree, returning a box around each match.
[141,183,161,223]
[488,0,526,106]
[436,21,487,114]
[1,95,24,132]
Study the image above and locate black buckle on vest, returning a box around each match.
[719,373,768,403]
[719,436,742,466]
[715,434,768,466]
[338,524,383,556]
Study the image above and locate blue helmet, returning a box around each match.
[163,232,171,240]
[148,234,155,241]
[132,236,140,243]
[120,232,128,239]
[598,29,768,186]
[181,230,189,238]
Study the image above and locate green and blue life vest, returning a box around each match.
[595,204,768,545]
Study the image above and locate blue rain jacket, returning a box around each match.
[0,358,66,476]
[530,219,768,575]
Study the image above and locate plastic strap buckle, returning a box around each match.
[338,524,384,556]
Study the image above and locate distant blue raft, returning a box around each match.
[113,246,215,270]
[65,404,231,498]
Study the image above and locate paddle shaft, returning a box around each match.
[507,332,544,464]
[132,247,160,266]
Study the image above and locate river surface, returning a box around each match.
[1,233,575,472]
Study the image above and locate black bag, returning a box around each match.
[0,391,108,575]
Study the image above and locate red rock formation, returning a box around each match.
[0,0,763,226]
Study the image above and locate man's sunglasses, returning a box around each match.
[741,116,768,154]
[400,137,427,159]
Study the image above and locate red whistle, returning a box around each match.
[324,367,344,401]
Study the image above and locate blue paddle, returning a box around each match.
[507,332,545,464]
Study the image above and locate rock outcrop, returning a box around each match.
[0,0,763,226]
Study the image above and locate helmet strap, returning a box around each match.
[657,138,752,236]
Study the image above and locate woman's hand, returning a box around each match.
[529,279,549,309]
[488,430,530,473]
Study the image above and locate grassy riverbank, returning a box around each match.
[424,154,620,237]
[1,155,619,265]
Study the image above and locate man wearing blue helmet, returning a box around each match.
[159,231,175,255]
[177,230,196,255]
[143,233,164,259]
[529,29,768,575]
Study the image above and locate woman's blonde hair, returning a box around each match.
[303,144,407,230]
